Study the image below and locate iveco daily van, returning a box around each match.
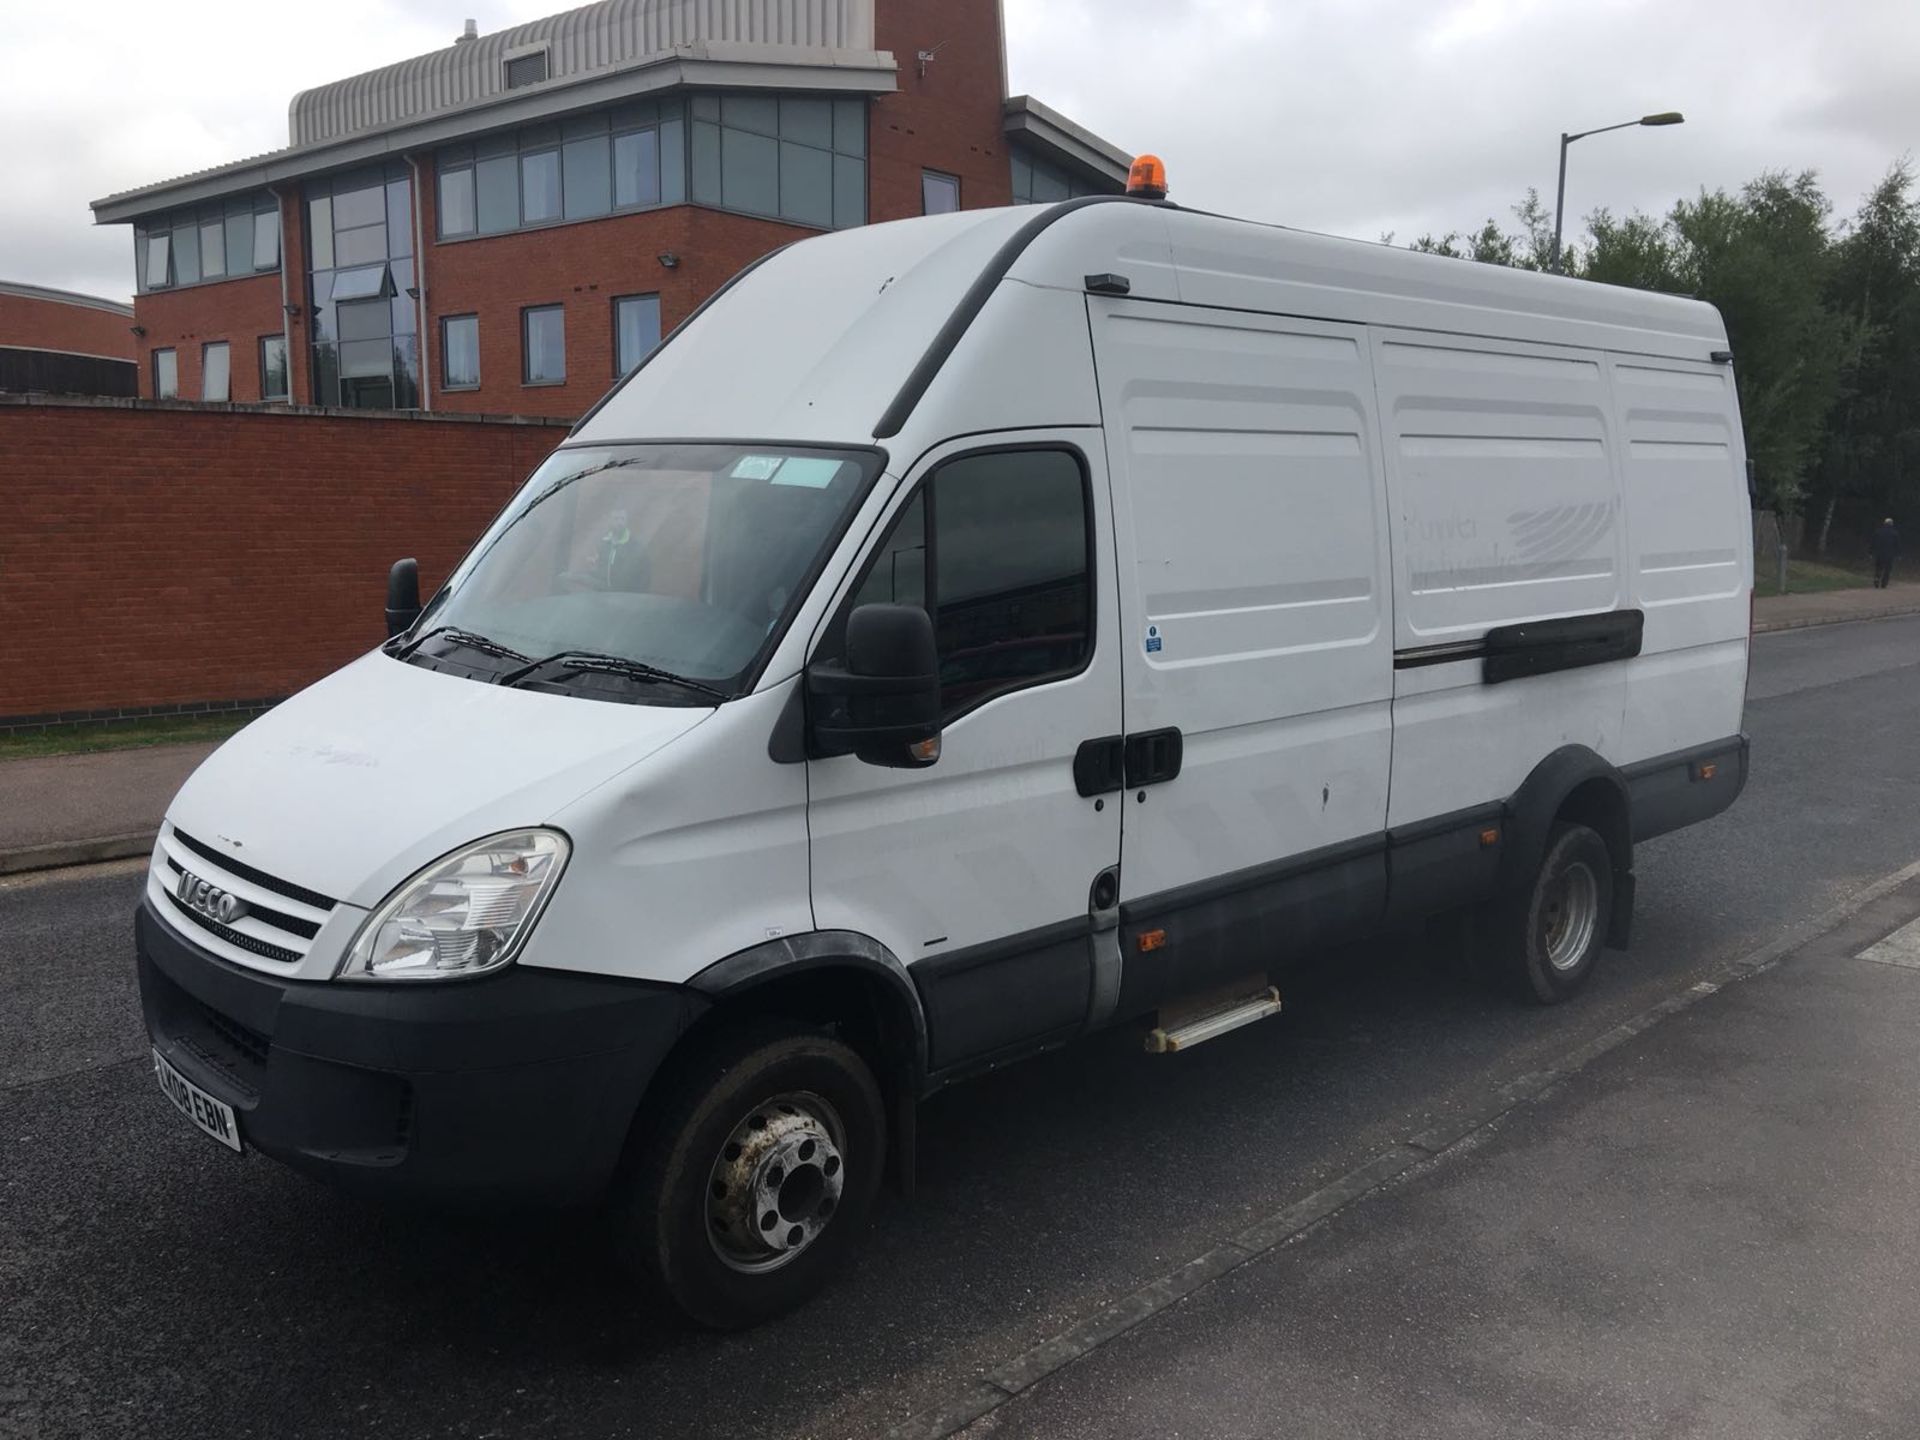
[138,187,1752,1327]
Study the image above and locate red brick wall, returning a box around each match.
[420,194,818,420]
[0,291,136,362]
[0,397,567,722]
[132,272,286,403]
[870,0,1013,216]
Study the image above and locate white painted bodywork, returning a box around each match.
[153,199,1749,996]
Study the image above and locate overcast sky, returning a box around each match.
[2,0,1913,302]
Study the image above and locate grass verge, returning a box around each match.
[1755,557,1879,598]
[0,714,256,762]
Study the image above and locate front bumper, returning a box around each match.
[136,899,708,1206]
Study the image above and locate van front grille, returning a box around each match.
[156,827,337,966]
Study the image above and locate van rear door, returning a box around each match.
[1089,300,1395,1014]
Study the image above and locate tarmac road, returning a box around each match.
[6,614,1920,1439]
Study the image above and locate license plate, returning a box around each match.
[152,1048,242,1153]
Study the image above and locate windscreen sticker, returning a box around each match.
[731,455,784,480]
[769,458,844,489]
[1145,623,1164,654]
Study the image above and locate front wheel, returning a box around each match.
[1488,821,1615,1005]
[609,1020,886,1330]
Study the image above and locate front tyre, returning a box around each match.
[1494,821,1614,1005]
[611,1020,886,1330]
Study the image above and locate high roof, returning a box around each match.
[290,0,881,146]
[579,198,1728,450]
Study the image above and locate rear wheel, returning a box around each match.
[1489,821,1614,1004]
[610,1020,886,1330]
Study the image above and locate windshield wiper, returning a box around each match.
[497,650,729,702]
[390,626,531,664]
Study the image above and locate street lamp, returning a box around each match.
[1551,111,1684,274]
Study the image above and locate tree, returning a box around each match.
[1581,208,1680,292]
[1809,161,1920,549]
[1668,172,1853,512]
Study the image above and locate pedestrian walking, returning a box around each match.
[1871,517,1900,589]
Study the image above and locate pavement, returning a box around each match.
[6,613,1920,1438]
[0,742,217,875]
[1752,577,1920,633]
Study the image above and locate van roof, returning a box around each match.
[574,197,1729,452]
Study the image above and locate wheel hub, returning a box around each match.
[1542,860,1600,972]
[706,1094,845,1274]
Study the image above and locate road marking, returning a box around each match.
[885,854,1920,1440]
[1856,915,1920,969]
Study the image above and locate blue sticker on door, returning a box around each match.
[1145,624,1163,655]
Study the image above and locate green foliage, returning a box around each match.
[1410,162,1920,519]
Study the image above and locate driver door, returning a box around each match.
[804,437,1125,1075]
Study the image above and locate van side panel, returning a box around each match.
[1611,356,1751,759]
[1373,331,1629,829]
[1092,301,1393,1006]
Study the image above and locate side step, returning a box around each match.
[1145,986,1284,1054]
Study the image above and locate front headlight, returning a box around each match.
[339,829,570,982]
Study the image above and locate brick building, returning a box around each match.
[88,0,1129,419]
[0,281,137,397]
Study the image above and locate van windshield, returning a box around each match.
[405,442,878,701]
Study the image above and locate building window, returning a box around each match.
[612,294,661,376]
[441,314,480,389]
[305,164,418,410]
[438,166,476,236]
[259,335,288,402]
[435,101,686,240]
[504,52,547,89]
[200,217,226,279]
[922,170,960,215]
[690,93,865,230]
[152,349,178,400]
[133,191,279,293]
[523,305,565,384]
[521,146,562,224]
[833,449,1092,720]
[201,342,230,402]
[143,232,172,289]
[1010,150,1104,205]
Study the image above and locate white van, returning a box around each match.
[137,192,1751,1328]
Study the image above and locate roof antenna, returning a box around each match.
[456,18,478,44]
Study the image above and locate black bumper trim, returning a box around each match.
[136,900,709,1206]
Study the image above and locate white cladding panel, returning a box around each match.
[1376,335,1622,642]
[1613,357,1752,755]
[1095,301,1392,899]
[1373,330,1629,827]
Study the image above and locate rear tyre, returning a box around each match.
[1490,821,1614,1005]
[610,1019,886,1330]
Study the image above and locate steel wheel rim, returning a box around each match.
[705,1091,847,1275]
[1542,861,1600,972]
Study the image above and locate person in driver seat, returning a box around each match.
[594,506,651,591]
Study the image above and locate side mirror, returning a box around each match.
[385,557,422,639]
[807,604,942,769]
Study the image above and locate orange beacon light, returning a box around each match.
[1127,154,1168,200]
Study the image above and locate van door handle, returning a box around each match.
[1073,736,1126,797]
[1124,728,1184,788]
